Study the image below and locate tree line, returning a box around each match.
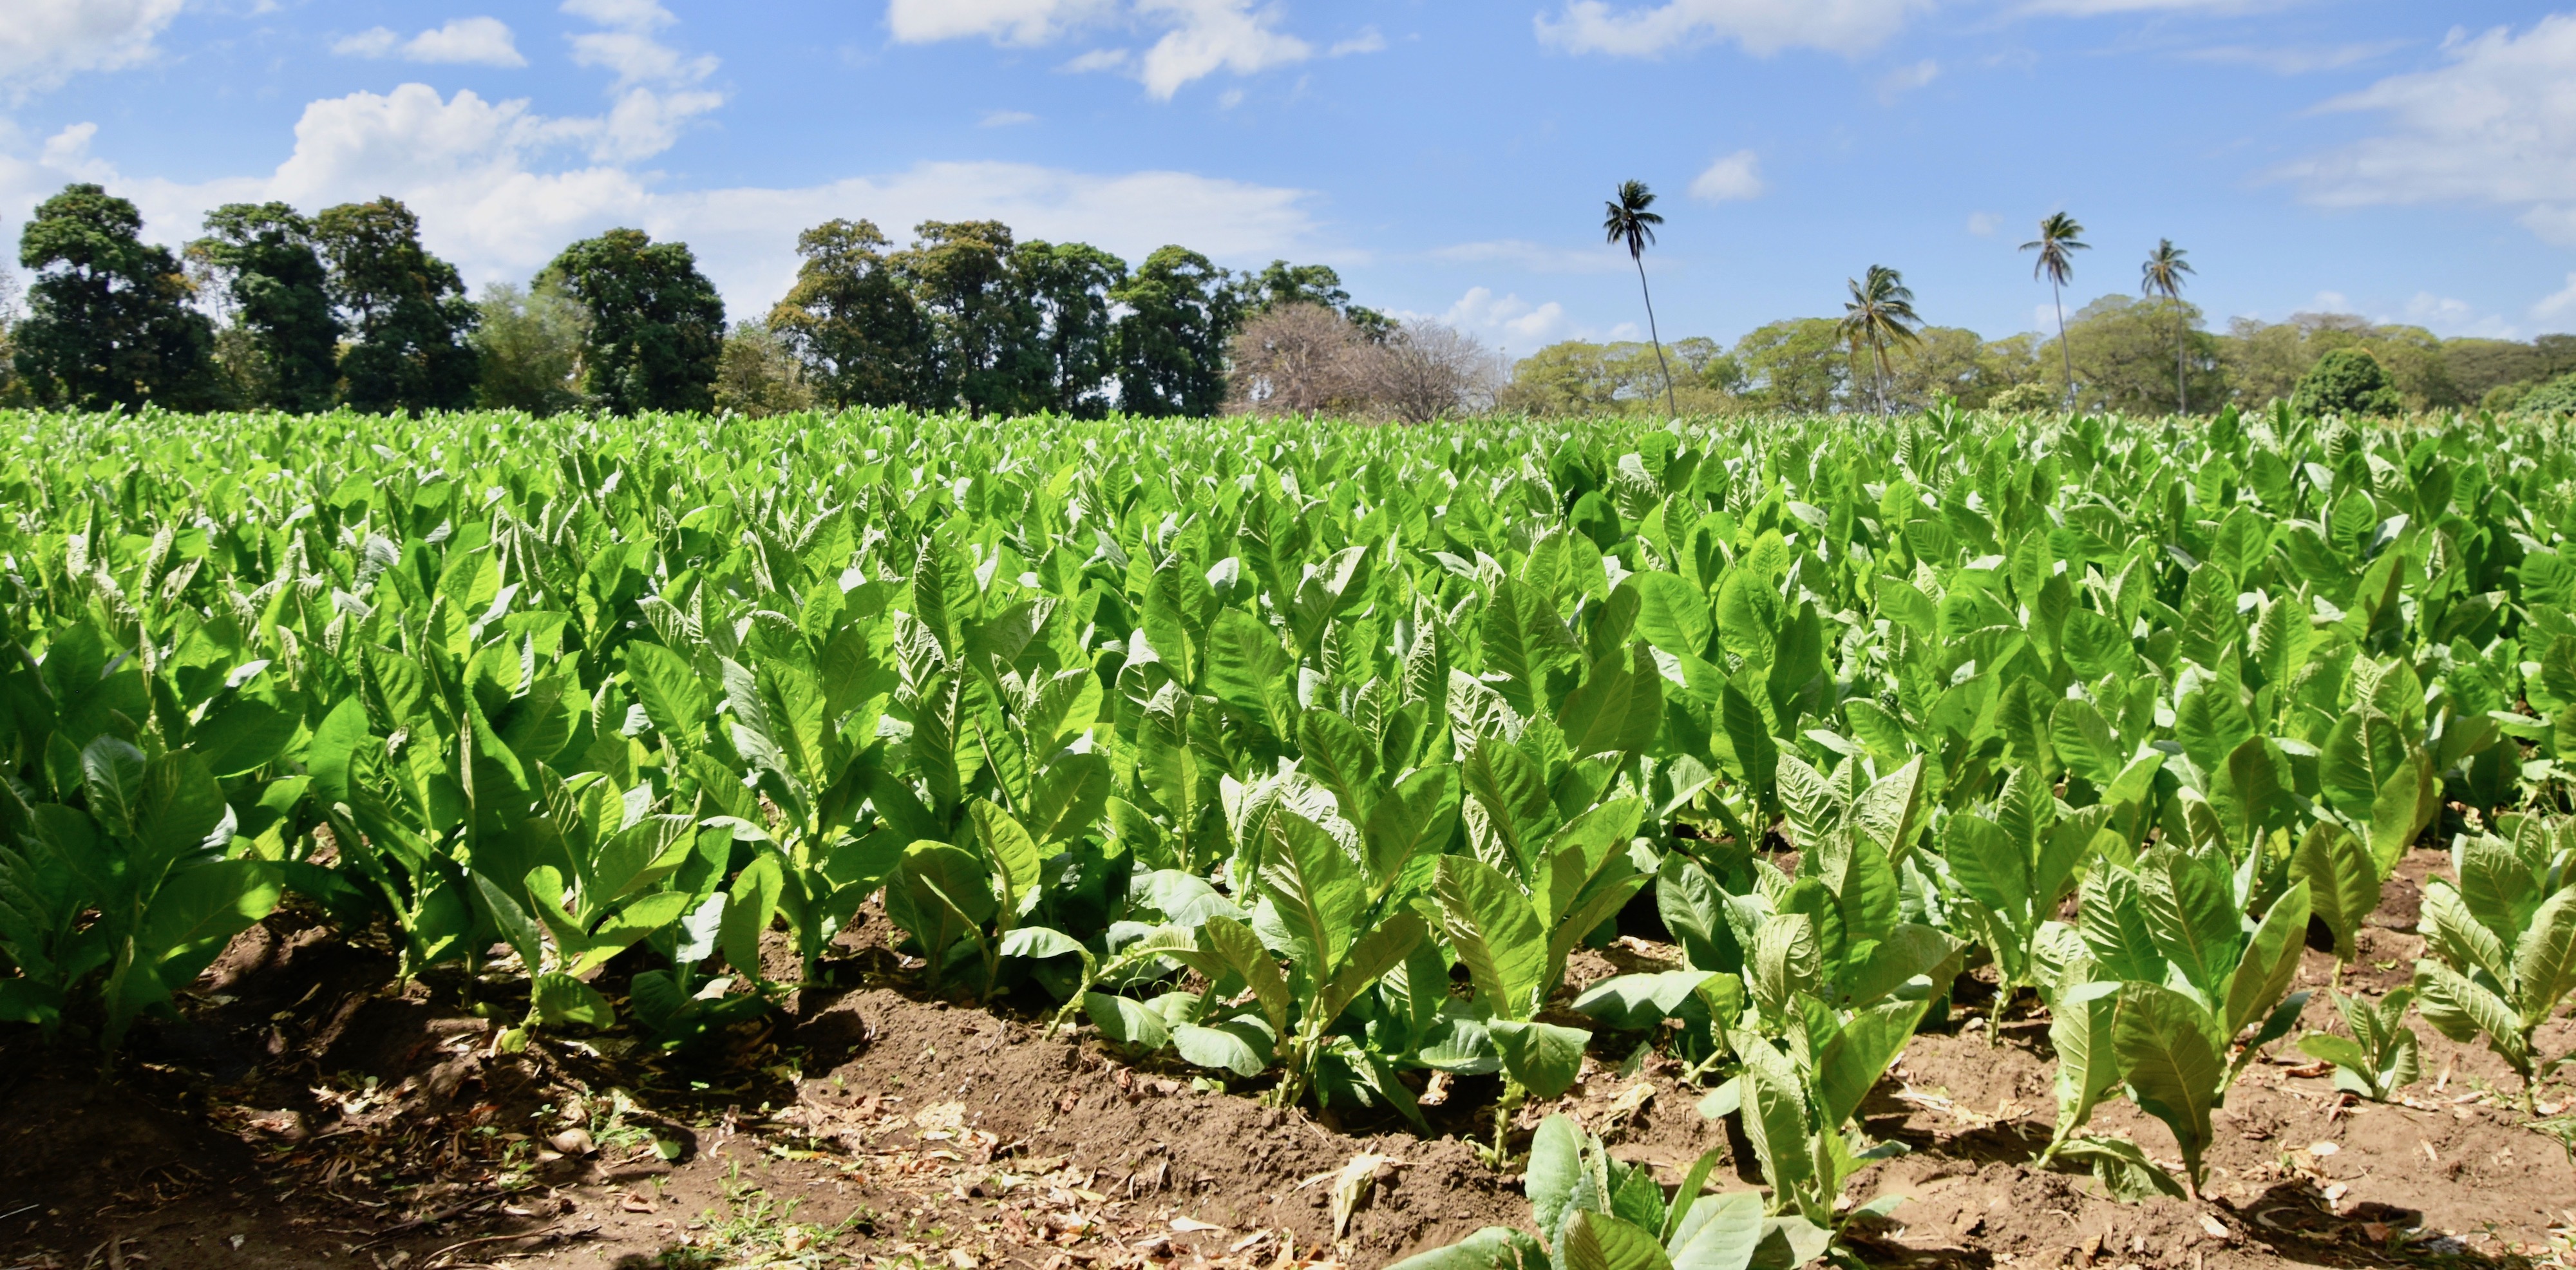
[10,177,2575,421]
[1574,191,2576,421]
[1500,302,2576,419]
[0,182,1391,419]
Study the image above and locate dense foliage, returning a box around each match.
[5,403,2576,1221]
[1508,308,2576,419]
[0,180,1369,422]
[12,184,218,411]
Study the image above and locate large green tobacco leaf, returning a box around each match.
[2112,983,2222,1193]
[2292,824,2380,963]
[1438,855,1548,1020]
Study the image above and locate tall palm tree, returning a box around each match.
[2139,238,2197,414]
[1837,264,1924,414]
[2022,212,2089,410]
[1603,180,1678,418]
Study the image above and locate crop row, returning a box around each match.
[3,404,2574,1265]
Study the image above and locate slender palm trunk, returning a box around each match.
[1874,340,1896,415]
[2175,314,2189,415]
[1633,253,1677,419]
[2052,278,2074,411]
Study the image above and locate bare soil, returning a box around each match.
[5,851,2572,1270]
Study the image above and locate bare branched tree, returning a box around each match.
[1225,301,1368,416]
[1363,319,1499,422]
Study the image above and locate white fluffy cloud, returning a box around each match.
[2534,272,2576,322]
[2020,0,2286,13]
[334,18,527,68]
[887,0,1113,44]
[550,0,724,162]
[1534,0,1928,59]
[1424,287,1577,352]
[1132,0,1311,98]
[2180,41,2407,75]
[1877,58,1938,101]
[2279,15,2576,242]
[2398,292,2519,337]
[0,0,184,95]
[887,0,1347,99]
[1689,150,1765,203]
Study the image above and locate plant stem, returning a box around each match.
[1486,1077,1528,1169]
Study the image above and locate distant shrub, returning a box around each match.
[2516,370,2576,415]
[1989,381,2059,413]
[2291,348,2402,417]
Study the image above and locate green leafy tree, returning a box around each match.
[2446,334,2576,407]
[712,319,817,417]
[1013,240,1126,416]
[1836,264,1922,414]
[2061,296,2226,415]
[768,218,933,410]
[2139,238,2196,413]
[315,198,479,413]
[893,220,1044,415]
[547,227,726,415]
[1242,260,1392,341]
[471,278,590,415]
[2022,212,2088,410]
[0,263,20,403]
[2220,313,2458,412]
[13,183,218,410]
[1497,339,1738,416]
[1730,318,1848,412]
[2291,347,2403,417]
[190,202,342,413]
[1602,180,1677,418]
[1112,245,1239,417]
[1883,327,2040,410]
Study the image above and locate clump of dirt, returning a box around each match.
[775,986,1526,1265]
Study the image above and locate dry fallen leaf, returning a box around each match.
[1328,1153,1403,1240]
[1171,1217,1226,1233]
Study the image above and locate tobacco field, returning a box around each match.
[1,404,2573,1270]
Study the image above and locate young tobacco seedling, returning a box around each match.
[1939,767,2114,1038]
[1387,1114,1828,1270]
[0,740,281,1048]
[1700,996,1929,1231]
[2411,820,2576,1110]
[2079,844,2312,1199]
[2298,987,2419,1103]
[1437,795,1649,1159]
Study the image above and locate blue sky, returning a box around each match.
[4,0,2574,355]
